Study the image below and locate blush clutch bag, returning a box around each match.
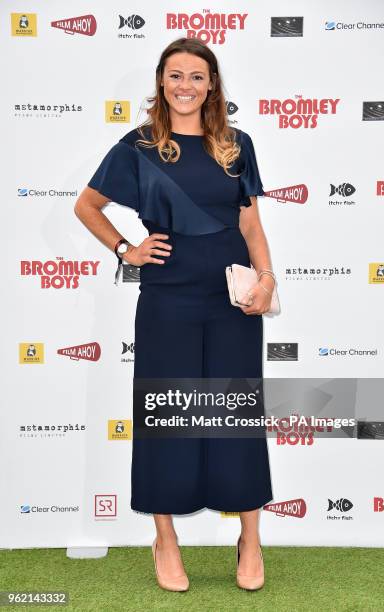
[225,263,281,316]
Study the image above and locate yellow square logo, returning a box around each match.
[108,419,132,440]
[105,101,130,123]
[368,263,384,284]
[221,511,240,518]
[11,13,37,36]
[19,343,44,364]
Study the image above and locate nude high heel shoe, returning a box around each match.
[152,537,189,592]
[236,535,265,590]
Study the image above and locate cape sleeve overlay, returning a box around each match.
[237,130,265,206]
[87,129,264,234]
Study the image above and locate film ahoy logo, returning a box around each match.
[51,15,97,36]
[167,9,248,44]
[20,258,100,288]
[264,499,307,518]
[57,343,101,361]
[264,184,308,204]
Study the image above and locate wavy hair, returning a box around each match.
[135,37,241,177]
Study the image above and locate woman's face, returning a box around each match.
[161,52,212,123]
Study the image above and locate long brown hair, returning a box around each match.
[135,37,240,177]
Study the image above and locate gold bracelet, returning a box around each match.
[259,282,272,296]
[258,271,276,286]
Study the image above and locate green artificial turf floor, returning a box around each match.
[1,545,384,611]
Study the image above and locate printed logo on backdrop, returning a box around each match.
[226,101,239,125]
[358,421,384,440]
[14,102,83,119]
[325,20,384,32]
[51,14,97,36]
[268,414,334,446]
[267,343,298,361]
[264,184,308,204]
[57,342,101,361]
[327,498,353,521]
[362,102,384,121]
[19,343,44,364]
[94,495,117,519]
[105,101,130,123]
[20,504,79,514]
[118,14,146,39]
[270,17,303,37]
[121,262,140,282]
[377,181,384,196]
[285,265,351,281]
[20,258,100,288]
[167,9,248,44]
[11,13,37,36]
[259,95,340,128]
[19,422,85,439]
[264,499,307,518]
[108,420,132,440]
[329,182,356,206]
[368,263,384,284]
[121,341,135,363]
[374,497,384,512]
[318,346,378,358]
[18,188,78,198]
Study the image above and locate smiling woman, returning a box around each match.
[75,36,276,593]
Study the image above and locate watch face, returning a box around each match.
[117,242,129,255]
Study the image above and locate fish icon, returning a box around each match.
[118,15,145,30]
[329,183,355,197]
[327,498,353,512]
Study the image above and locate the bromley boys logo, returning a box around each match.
[265,184,308,204]
[264,498,307,518]
[259,95,340,128]
[51,15,97,36]
[374,497,384,512]
[21,258,100,288]
[268,416,333,446]
[57,342,101,361]
[167,9,248,44]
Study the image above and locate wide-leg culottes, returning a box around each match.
[131,227,273,514]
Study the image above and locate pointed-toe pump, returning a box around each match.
[236,535,265,591]
[152,537,189,592]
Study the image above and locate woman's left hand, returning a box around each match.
[239,277,274,316]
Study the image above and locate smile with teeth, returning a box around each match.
[175,95,196,103]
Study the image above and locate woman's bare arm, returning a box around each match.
[73,187,172,265]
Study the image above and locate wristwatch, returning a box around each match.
[114,238,132,259]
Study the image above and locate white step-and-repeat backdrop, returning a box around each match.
[2,0,383,549]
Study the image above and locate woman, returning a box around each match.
[74,37,275,592]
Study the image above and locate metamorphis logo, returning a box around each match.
[20,258,100,288]
[259,95,340,128]
[166,10,248,44]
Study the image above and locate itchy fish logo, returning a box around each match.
[57,342,101,362]
[51,14,97,36]
[121,341,135,363]
[264,499,307,518]
[329,182,356,206]
[118,14,146,39]
[166,9,248,44]
[264,184,308,204]
[327,498,353,521]
[20,258,100,289]
[259,95,340,128]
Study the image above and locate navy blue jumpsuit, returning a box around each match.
[88,125,273,514]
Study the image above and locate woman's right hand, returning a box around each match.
[123,233,172,267]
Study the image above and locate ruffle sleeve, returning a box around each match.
[88,142,139,210]
[238,130,265,206]
[88,139,227,235]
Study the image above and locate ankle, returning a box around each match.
[156,533,178,547]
